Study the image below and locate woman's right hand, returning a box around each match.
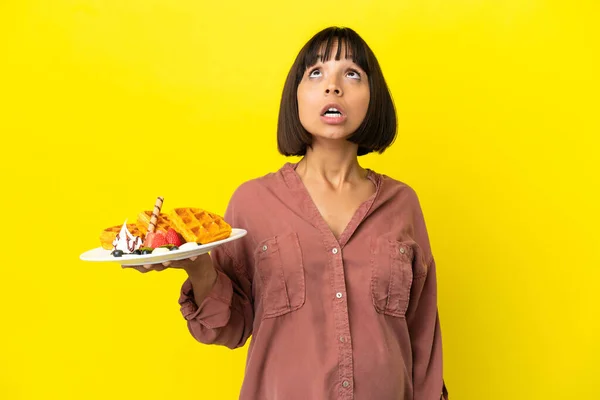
[122,252,213,274]
[123,252,218,304]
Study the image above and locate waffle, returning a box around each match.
[136,211,174,235]
[99,224,144,250]
[169,207,232,244]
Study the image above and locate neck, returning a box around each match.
[295,139,366,189]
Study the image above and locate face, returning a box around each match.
[297,42,370,142]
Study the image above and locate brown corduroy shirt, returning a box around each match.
[179,162,448,400]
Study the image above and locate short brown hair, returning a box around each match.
[277,27,397,157]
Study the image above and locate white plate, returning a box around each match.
[80,228,247,265]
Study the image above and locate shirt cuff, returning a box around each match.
[178,269,233,329]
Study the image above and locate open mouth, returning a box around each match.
[319,104,346,124]
[322,107,343,117]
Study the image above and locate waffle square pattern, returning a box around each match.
[169,207,232,244]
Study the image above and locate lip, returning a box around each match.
[320,103,347,125]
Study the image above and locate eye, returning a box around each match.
[346,69,361,80]
[308,68,322,78]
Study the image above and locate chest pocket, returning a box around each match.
[254,232,305,319]
[370,237,415,318]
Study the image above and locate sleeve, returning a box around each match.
[406,257,448,399]
[405,187,448,399]
[177,188,254,349]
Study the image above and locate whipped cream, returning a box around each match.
[112,220,143,253]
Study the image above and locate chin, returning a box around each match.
[310,128,354,141]
[313,133,351,142]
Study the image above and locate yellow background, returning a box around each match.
[1,1,598,399]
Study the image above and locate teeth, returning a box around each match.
[324,107,342,116]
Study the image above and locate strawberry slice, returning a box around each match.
[151,231,168,248]
[143,232,155,248]
[165,228,183,247]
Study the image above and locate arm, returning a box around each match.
[178,243,254,349]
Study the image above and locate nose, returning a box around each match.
[325,87,342,95]
[324,79,343,96]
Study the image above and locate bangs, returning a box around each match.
[296,27,371,83]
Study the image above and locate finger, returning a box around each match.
[123,265,152,273]
[153,265,167,272]
[121,264,142,270]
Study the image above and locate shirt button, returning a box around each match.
[262,245,268,251]
[332,248,339,254]
[336,292,343,299]
[342,381,350,388]
[399,247,405,254]
[339,336,345,342]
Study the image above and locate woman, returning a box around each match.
[130,26,448,400]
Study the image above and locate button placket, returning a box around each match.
[326,240,353,399]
